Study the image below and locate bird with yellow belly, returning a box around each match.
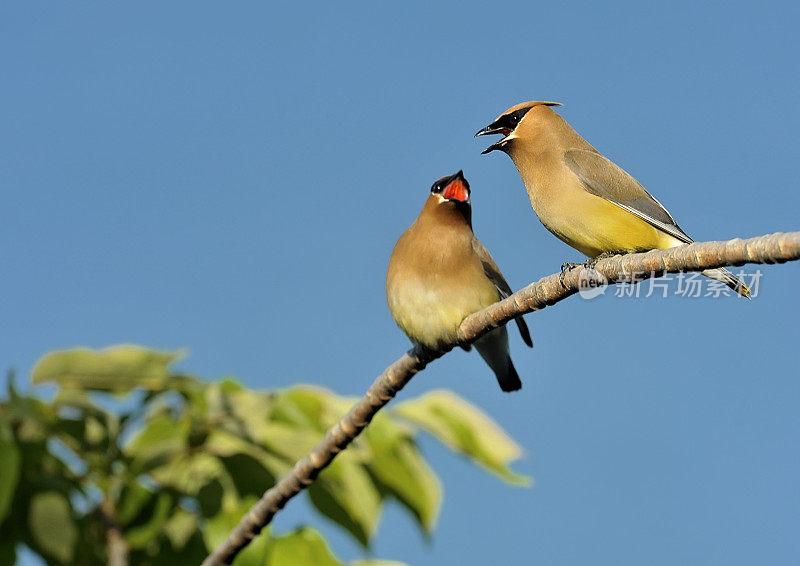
[476,101,750,296]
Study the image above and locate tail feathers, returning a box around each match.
[514,316,533,348]
[474,327,523,393]
[701,267,751,299]
[496,359,522,392]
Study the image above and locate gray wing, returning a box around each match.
[472,239,533,348]
[563,148,693,244]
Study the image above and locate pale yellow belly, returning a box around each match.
[535,190,681,258]
[387,279,500,350]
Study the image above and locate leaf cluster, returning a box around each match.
[0,345,526,565]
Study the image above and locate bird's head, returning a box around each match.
[427,170,472,226]
[431,170,470,204]
[475,100,562,154]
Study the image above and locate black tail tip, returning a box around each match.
[497,362,523,393]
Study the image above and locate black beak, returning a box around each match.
[442,169,468,186]
[480,139,509,155]
[476,119,511,154]
[474,123,508,137]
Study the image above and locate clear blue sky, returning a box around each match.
[3,2,800,565]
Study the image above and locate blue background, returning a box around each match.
[3,2,800,565]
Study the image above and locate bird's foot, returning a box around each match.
[559,262,582,289]
[584,251,622,270]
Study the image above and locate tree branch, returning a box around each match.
[202,230,800,565]
[100,497,128,566]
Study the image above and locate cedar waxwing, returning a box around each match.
[386,171,533,392]
[476,101,750,297]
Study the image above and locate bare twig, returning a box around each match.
[202,231,800,565]
[100,498,128,566]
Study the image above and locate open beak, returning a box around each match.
[475,120,512,154]
[441,170,471,202]
[480,139,511,155]
[474,123,510,137]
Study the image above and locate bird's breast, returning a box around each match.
[514,154,673,257]
[387,234,499,349]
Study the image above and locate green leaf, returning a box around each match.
[117,481,156,526]
[204,380,248,418]
[258,423,322,463]
[205,428,286,476]
[204,497,270,566]
[395,390,530,486]
[149,453,229,498]
[28,491,78,564]
[52,388,105,416]
[0,423,21,522]
[221,453,277,500]
[265,527,342,566]
[0,536,15,566]
[125,415,188,468]
[84,414,107,446]
[219,388,275,440]
[271,386,352,431]
[31,344,187,392]
[125,491,175,549]
[197,478,225,518]
[269,390,324,430]
[308,455,381,547]
[203,430,282,495]
[5,393,52,443]
[134,528,207,566]
[163,507,199,550]
[363,415,441,533]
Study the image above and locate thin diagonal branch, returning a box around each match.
[202,230,800,565]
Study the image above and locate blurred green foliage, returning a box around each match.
[0,345,526,565]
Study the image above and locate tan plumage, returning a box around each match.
[476,101,750,297]
[386,171,532,392]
